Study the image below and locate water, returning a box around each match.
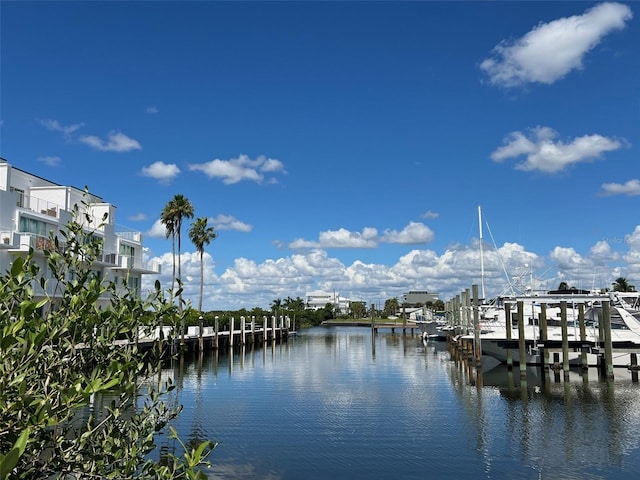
[157,327,640,479]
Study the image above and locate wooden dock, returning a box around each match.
[92,315,293,355]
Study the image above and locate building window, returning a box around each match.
[19,216,47,237]
[120,244,134,257]
[11,187,25,207]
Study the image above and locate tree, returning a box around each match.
[160,208,176,293]
[188,217,217,312]
[161,195,194,312]
[613,277,636,292]
[349,301,367,319]
[0,201,212,479]
[271,298,283,317]
[558,281,569,291]
[383,297,399,317]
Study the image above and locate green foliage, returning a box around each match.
[0,199,213,479]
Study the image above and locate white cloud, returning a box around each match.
[38,118,85,137]
[210,214,252,232]
[480,2,633,87]
[141,223,640,311]
[490,126,624,173]
[37,156,61,167]
[140,161,181,183]
[128,213,148,222]
[289,223,435,250]
[380,222,434,245]
[318,227,378,248]
[421,211,439,220]
[549,246,585,267]
[590,240,619,265]
[146,106,158,114]
[78,131,142,152]
[147,219,168,238]
[600,179,640,196]
[290,227,378,249]
[188,154,286,185]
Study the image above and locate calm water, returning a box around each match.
[157,327,640,480]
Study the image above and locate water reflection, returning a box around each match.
[158,328,640,480]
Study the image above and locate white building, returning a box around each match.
[305,290,350,313]
[0,158,160,312]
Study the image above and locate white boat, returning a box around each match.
[464,294,640,368]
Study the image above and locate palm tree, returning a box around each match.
[160,208,176,293]
[613,277,635,292]
[161,194,194,312]
[188,217,217,312]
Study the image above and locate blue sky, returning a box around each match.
[1,1,639,310]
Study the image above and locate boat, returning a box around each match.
[456,206,640,368]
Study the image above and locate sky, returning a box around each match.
[1,1,639,311]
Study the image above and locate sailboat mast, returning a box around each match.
[478,205,486,301]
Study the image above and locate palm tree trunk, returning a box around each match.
[171,232,176,294]
[199,250,204,312]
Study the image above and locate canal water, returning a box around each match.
[158,326,640,479]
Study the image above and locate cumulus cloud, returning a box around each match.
[147,219,168,238]
[381,222,435,245]
[210,214,252,232]
[37,156,61,167]
[188,154,286,185]
[289,222,435,250]
[290,227,378,249]
[78,131,142,152]
[141,221,640,311]
[599,179,640,196]
[480,2,633,87]
[549,246,587,268]
[590,240,619,264]
[140,161,181,183]
[490,126,624,173]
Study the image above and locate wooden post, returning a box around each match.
[517,301,527,378]
[263,316,268,342]
[240,316,246,345]
[460,289,471,335]
[271,315,276,341]
[402,303,406,333]
[229,317,235,348]
[578,303,587,370]
[472,284,481,369]
[198,315,204,352]
[630,353,638,383]
[251,316,256,344]
[539,303,548,373]
[214,316,219,349]
[505,303,513,370]
[561,301,569,379]
[602,300,614,379]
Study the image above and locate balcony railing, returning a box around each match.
[16,193,61,219]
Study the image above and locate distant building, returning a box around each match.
[0,158,160,313]
[305,290,350,313]
[402,290,440,306]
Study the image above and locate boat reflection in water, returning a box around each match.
[441,337,640,478]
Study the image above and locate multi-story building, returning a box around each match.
[0,158,160,312]
[402,290,440,306]
[305,290,350,313]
